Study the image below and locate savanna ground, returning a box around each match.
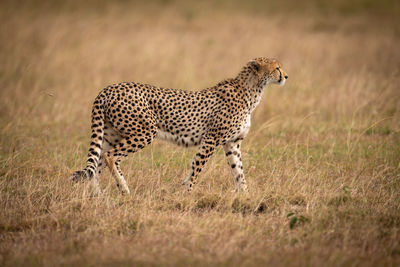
[1,0,400,266]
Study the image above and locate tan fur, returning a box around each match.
[71,57,288,193]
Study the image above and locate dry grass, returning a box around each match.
[1,0,400,266]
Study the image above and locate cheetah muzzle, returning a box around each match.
[71,57,288,194]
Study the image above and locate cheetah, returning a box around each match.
[71,57,288,194]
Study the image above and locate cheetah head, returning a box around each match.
[248,57,288,87]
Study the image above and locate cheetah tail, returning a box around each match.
[71,95,105,182]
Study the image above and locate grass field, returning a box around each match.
[1,0,400,266]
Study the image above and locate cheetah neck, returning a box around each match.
[235,68,266,113]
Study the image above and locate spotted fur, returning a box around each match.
[71,57,288,194]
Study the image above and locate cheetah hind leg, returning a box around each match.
[71,137,116,195]
[104,133,155,195]
[104,153,130,195]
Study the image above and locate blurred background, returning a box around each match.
[0,0,399,266]
[1,0,399,127]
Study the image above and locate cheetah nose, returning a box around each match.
[284,75,288,79]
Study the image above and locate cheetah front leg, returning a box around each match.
[223,140,248,192]
[183,136,216,191]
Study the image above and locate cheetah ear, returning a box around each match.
[249,60,260,73]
